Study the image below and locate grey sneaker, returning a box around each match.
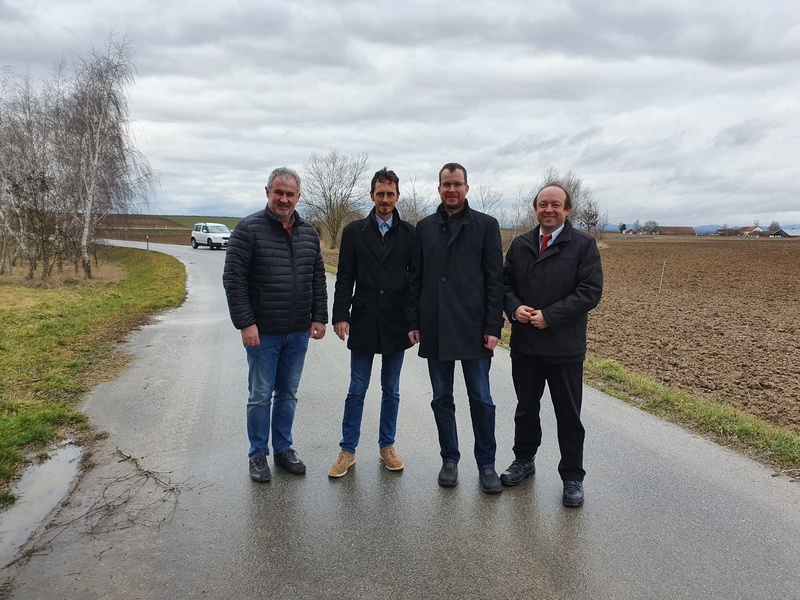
[274,448,306,474]
[249,453,271,482]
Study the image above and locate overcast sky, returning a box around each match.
[2,0,798,227]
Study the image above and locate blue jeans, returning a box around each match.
[427,357,496,469]
[340,350,404,454]
[245,330,310,457]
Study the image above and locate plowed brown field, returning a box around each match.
[587,236,800,433]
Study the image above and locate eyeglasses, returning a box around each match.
[439,182,466,190]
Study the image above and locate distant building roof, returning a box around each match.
[658,226,696,236]
[773,228,800,237]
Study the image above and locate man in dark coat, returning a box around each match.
[328,168,416,478]
[500,182,603,507]
[407,162,505,494]
[223,167,328,483]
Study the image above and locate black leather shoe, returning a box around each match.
[500,458,535,486]
[562,480,584,507]
[249,453,272,482]
[438,462,458,487]
[274,448,306,474]
[479,468,502,494]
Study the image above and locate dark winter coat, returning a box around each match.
[222,207,328,334]
[332,208,416,354]
[407,201,504,361]
[503,220,603,359]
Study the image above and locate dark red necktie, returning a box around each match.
[540,234,551,254]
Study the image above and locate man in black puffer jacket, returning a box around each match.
[223,167,328,483]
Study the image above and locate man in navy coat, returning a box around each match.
[407,162,505,494]
[328,168,416,478]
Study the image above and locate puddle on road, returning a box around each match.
[0,443,82,568]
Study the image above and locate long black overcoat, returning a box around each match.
[407,202,504,361]
[332,208,416,354]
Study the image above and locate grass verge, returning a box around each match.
[584,357,800,476]
[0,245,186,507]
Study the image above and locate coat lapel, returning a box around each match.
[361,216,384,262]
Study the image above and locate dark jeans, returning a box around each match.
[427,357,496,469]
[339,350,404,454]
[510,351,585,481]
[245,330,309,457]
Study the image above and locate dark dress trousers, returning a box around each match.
[503,219,603,480]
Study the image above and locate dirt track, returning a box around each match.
[587,236,800,433]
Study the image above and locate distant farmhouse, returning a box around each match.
[657,226,696,236]
[624,226,695,235]
[739,226,763,236]
[771,228,800,238]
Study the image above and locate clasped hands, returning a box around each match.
[515,305,549,329]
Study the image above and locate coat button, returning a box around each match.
[440,276,447,282]
[379,289,385,295]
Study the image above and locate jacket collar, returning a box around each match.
[432,199,474,225]
[520,220,575,253]
[264,207,303,229]
[361,206,409,233]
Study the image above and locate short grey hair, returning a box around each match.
[266,167,302,195]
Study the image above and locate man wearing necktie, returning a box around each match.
[500,182,603,506]
[328,168,416,478]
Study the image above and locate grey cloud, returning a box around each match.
[3,0,798,229]
[713,119,773,147]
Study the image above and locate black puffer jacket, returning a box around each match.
[223,207,328,334]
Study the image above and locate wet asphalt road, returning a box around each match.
[3,241,800,599]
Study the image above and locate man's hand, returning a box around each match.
[514,305,535,324]
[334,321,349,341]
[408,330,420,345]
[530,309,549,329]
[241,324,260,347]
[310,321,326,340]
[484,335,499,350]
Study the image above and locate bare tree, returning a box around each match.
[302,148,369,249]
[473,182,503,217]
[62,36,156,278]
[0,70,59,279]
[0,35,155,280]
[643,220,660,234]
[398,174,435,225]
[573,190,609,241]
[509,186,536,237]
[768,221,780,232]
